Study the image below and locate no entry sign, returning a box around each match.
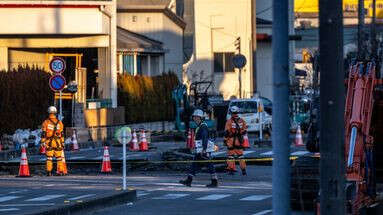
[49,74,66,92]
[49,57,66,74]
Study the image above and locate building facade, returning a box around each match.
[117,0,185,80]
[184,0,254,100]
[0,0,118,107]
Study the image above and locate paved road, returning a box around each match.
[0,165,312,215]
[0,175,122,214]
[85,166,311,215]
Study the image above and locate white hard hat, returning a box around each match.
[48,106,57,114]
[230,106,240,114]
[192,109,204,118]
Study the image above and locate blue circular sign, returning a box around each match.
[49,57,66,74]
[232,54,247,69]
[49,74,66,91]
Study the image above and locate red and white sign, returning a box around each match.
[49,57,66,74]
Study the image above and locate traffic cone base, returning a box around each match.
[101,146,112,173]
[17,147,31,177]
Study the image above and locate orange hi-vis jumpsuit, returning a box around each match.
[41,114,64,174]
[224,117,248,173]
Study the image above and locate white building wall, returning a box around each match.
[117,12,184,79]
[162,15,184,77]
[256,42,273,100]
[185,0,253,99]
[0,8,107,34]
[117,13,164,41]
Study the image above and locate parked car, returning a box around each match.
[226,97,272,134]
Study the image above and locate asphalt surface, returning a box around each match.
[85,166,312,215]
[0,175,131,215]
[0,166,313,215]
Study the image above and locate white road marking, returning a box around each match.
[152,193,189,200]
[211,151,226,157]
[8,190,28,194]
[69,156,85,160]
[68,194,95,200]
[196,194,231,200]
[0,196,21,202]
[26,194,66,201]
[0,203,55,207]
[253,210,272,215]
[240,195,271,201]
[291,151,309,156]
[137,191,150,197]
[243,150,255,155]
[260,151,273,156]
[0,208,20,212]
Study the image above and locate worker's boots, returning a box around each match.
[179,176,193,187]
[46,171,52,177]
[242,169,247,176]
[206,179,218,188]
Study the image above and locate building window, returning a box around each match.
[123,55,134,75]
[132,15,137,22]
[147,17,151,23]
[214,52,235,73]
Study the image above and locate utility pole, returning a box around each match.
[235,37,242,98]
[319,0,346,214]
[251,0,257,96]
[371,0,377,58]
[272,0,290,214]
[358,0,365,59]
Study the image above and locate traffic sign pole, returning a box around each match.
[122,129,127,190]
[59,91,63,121]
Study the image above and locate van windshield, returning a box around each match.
[230,101,258,114]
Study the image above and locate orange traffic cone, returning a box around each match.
[39,143,46,155]
[295,125,305,146]
[242,133,250,148]
[186,129,192,149]
[18,146,30,177]
[190,129,195,149]
[57,151,68,176]
[139,130,149,151]
[101,146,112,173]
[71,131,79,152]
[130,131,139,151]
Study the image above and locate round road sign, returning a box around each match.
[49,74,66,92]
[115,126,132,144]
[49,57,66,74]
[232,54,247,69]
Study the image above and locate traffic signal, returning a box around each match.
[235,37,241,53]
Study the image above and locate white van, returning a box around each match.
[226,98,272,133]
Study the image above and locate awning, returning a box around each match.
[117,26,164,53]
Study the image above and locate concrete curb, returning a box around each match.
[23,189,136,215]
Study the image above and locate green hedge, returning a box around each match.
[0,66,53,135]
[117,73,179,123]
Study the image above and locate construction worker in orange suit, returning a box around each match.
[40,106,65,176]
[224,106,248,176]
